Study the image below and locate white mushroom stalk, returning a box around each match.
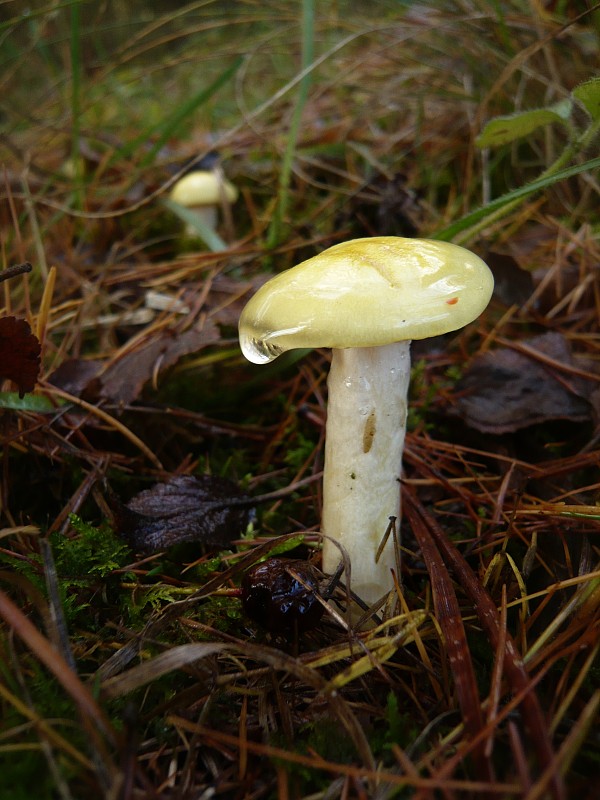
[238,237,494,605]
[322,342,410,602]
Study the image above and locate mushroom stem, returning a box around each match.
[185,205,219,236]
[321,340,411,604]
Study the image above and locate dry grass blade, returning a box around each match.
[403,485,493,783]
[525,691,600,800]
[0,681,92,770]
[0,588,115,743]
[42,383,163,469]
[167,716,521,795]
[403,493,565,800]
[101,642,230,699]
[103,631,377,779]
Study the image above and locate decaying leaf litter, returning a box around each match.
[1,3,599,798]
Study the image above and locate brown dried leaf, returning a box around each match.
[0,316,41,397]
[48,357,102,399]
[454,332,593,434]
[107,474,252,553]
[48,323,221,405]
[99,322,220,405]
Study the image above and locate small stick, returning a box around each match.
[0,262,32,283]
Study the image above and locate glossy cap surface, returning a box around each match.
[239,237,494,364]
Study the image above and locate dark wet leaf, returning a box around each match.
[0,316,41,397]
[336,171,422,238]
[107,475,252,553]
[454,332,595,433]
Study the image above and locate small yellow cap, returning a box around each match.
[170,171,238,206]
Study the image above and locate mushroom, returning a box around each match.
[238,237,494,604]
[169,169,238,232]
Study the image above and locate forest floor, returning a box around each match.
[0,2,599,798]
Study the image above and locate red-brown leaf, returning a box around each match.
[0,316,41,397]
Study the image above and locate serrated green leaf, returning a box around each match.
[573,78,600,121]
[476,102,571,148]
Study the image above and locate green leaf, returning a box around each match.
[573,77,600,121]
[476,101,571,148]
[0,392,63,412]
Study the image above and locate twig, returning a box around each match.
[0,262,32,283]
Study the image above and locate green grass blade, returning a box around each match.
[163,198,227,252]
[0,393,64,412]
[266,0,315,249]
[434,154,600,242]
[69,0,83,209]
[112,56,243,168]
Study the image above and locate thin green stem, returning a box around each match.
[266,0,315,249]
[69,0,83,210]
[437,115,600,245]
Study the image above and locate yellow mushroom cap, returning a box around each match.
[239,237,494,364]
[170,171,238,206]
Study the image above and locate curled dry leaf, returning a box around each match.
[0,316,42,397]
[107,474,253,553]
[48,357,103,400]
[454,332,594,434]
[48,322,220,406]
[98,323,220,405]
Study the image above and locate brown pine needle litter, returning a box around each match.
[1,2,599,798]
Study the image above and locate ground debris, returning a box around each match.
[453,332,596,433]
[106,474,252,552]
[0,316,41,397]
[49,321,220,405]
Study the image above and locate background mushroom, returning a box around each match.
[168,168,238,245]
[239,237,494,605]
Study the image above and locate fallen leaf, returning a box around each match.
[453,332,594,434]
[336,171,422,238]
[107,475,252,553]
[99,323,220,405]
[48,323,220,405]
[0,316,41,397]
[48,357,102,399]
